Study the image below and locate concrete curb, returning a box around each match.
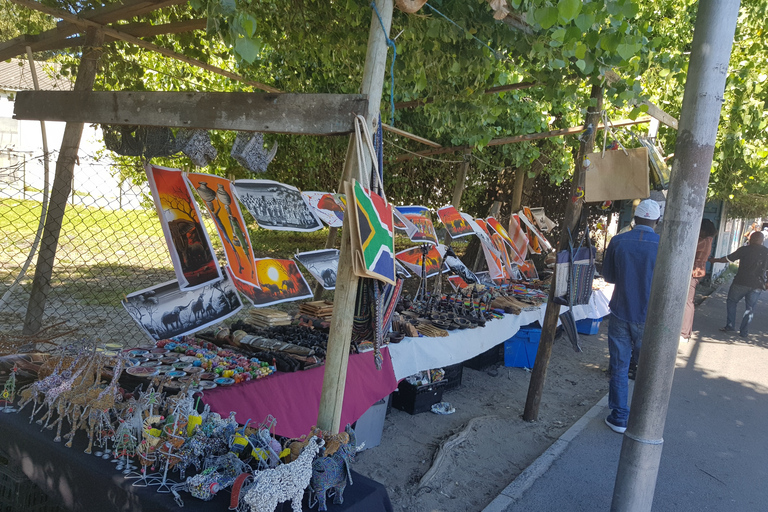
[481,393,610,512]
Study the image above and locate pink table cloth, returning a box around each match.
[200,347,398,438]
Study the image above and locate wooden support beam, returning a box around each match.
[394,81,539,109]
[381,123,441,147]
[395,117,652,161]
[14,91,367,135]
[8,0,281,93]
[0,0,188,61]
[604,70,679,130]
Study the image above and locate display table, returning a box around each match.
[388,286,613,380]
[0,407,393,512]
[201,347,399,438]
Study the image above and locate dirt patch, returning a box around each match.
[354,324,610,512]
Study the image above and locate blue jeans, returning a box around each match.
[608,314,645,426]
[726,283,762,336]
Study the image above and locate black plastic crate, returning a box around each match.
[463,344,502,370]
[391,379,446,415]
[443,363,464,390]
[0,454,66,512]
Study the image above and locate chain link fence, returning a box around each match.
[0,148,177,347]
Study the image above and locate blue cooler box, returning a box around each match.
[575,318,601,335]
[504,327,542,369]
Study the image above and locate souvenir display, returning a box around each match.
[507,214,532,263]
[437,205,474,238]
[442,247,478,284]
[520,259,539,280]
[233,179,323,232]
[486,216,525,265]
[122,270,243,341]
[295,249,340,290]
[302,191,345,228]
[519,207,553,252]
[346,179,397,285]
[145,165,221,289]
[395,245,445,278]
[228,260,313,307]
[401,213,438,245]
[447,275,469,291]
[185,173,259,287]
[392,209,419,238]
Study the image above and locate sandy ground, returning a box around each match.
[354,322,611,512]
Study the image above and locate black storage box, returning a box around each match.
[443,363,464,390]
[463,344,502,370]
[391,379,446,415]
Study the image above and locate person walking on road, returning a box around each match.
[601,199,661,434]
[710,231,768,338]
[680,219,718,343]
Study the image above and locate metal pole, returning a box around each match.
[611,2,741,510]
[316,0,393,434]
[523,84,602,421]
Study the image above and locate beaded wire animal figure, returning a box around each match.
[242,436,324,512]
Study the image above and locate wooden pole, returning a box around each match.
[523,84,603,421]
[510,167,526,214]
[443,149,471,246]
[23,29,104,334]
[316,0,393,434]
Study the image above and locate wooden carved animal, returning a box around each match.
[310,425,356,511]
[243,436,323,512]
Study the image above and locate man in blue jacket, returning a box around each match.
[601,199,661,433]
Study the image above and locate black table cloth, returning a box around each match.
[0,408,392,512]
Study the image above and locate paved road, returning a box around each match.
[485,282,768,511]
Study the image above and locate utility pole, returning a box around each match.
[523,84,602,421]
[316,0,393,434]
[611,2,741,510]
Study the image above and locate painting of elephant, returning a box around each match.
[310,424,356,511]
[161,301,191,333]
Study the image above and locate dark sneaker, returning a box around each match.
[628,361,637,381]
[605,416,627,434]
[720,327,734,332]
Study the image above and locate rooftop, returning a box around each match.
[0,58,73,92]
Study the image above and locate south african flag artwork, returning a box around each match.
[346,180,396,286]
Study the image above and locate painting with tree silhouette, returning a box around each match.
[233,179,323,232]
[395,245,445,278]
[302,191,345,227]
[122,269,242,340]
[437,205,473,239]
[227,259,312,307]
[145,165,221,289]
[184,172,259,288]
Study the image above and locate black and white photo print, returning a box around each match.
[233,179,323,232]
[295,249,340,290]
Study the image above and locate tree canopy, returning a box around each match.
[3,0,767,219]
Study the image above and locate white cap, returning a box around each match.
[634,199,661,221]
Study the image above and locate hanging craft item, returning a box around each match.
[176,129,217,167]
[528,207,557,233]
[395,245,445,278]
[185,173,258,288]
[519,207,553,253]
[233,179,323,232]
[346,179,397,285]
[583,146,650,202]
[401,212,438,245]
[638,137,671,190]
[122,269,242,341]
[301,191,345,227]
[231,132,278,174]
[352,278,403,370]
[294,249,339,290]
[103,126,177,160]
[553,224,596,307]
[227,260,312,307]
[486,216,525,265]
[437,205,474,238]
[145,165,222,289]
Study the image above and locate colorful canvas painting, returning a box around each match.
[348,180,396,285]
[483,234,506,281]
[506,215,531,264]
[461,214,501,258]
[393,209,419,239]
[492,233,514,280]
[145,165,221,290]
[395,245,445,278]
[294,249,339,290]
[437,205,473,238]
[302,191,345,228]
[233,179,323,232]
[443,247,477,284]
[122,269,241,341]
[185,173,258,287]
[228,259,312,307]
[520,259,539,280]
[486,216,525,264]
[403,213,438,245]
[447,275,469,291]
[519,208,553,253]
[395,205,430,217]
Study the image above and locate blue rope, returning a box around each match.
[376,115,384,184]
[371,1,397,126]
[424,3,502,59]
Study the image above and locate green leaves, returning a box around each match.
[557,0,582,23]
[535,6,559,29]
